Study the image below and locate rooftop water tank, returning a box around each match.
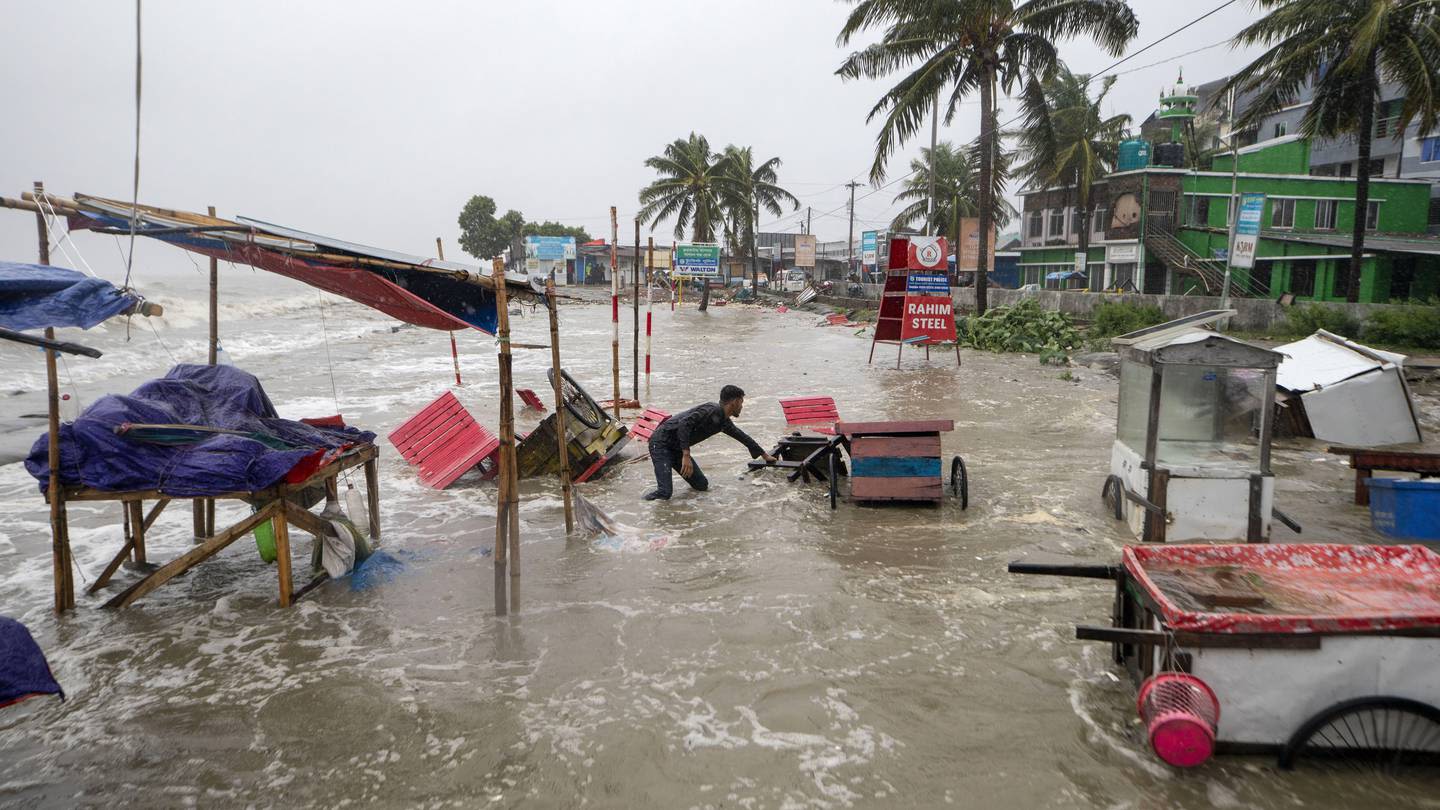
[1154,142,1186,168]
[1119,139,1151,172]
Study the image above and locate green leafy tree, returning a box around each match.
[523,220,593,243]
[457,195,524,260]
[890,141,1017,253]
[837,0,1138,313]
[1217,0,1440,302]
[720,145,800,290]
[637,133,738,309]
[1016,66,1130,288]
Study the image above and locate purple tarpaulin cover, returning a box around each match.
[0,616,62,709]
[25,364,375,497]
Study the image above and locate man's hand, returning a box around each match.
[761,453,778,465]
[680,452,693,478]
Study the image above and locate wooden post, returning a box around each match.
[364,455,381,544]
[1142,365,1165,543]
[610,207,620,419]
[633,218,640,402]
[547,273,574,533]
[126,499,148,566]
[437,237,462,386]
[645,237,654,386]
[197,204,219,541]
[273,503,293,607]
[35,181,74,613]
[492,258,519,612]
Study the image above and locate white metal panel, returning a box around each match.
[1304,368,1422,445]
[1275,333,1381,391]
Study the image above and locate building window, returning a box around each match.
[1333,260,1352,298]
[1271,198,1296,229]
[1048,208,1065,238]
[1367,201,1380,230]
[1311,164,1337,177]
[1338,162,1353,177]
[1273,121,1288,139]
[1092,208,1106,233]
[1315,199,1338,230]
[1375,99,1403,139]
[1367,158,1386,175]
[1424,137,1440,163]
[1187,196,1211,227]
[1291,260,1317,297]
[1027,211,1042,239]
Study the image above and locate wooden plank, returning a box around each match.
[1075,625,1323,650]
[851,476,943,500]
[87,537,136,594]
[836,420,954,435]
[141,498,170,533]
[850,436,941,458]
[273,504,293,608]
[127,500,147,565]
[851,457,942,478]
[364,456,381,543]
[105,501,281,609]
[1008,562,1120,580]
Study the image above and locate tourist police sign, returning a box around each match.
[674,243,721,278]
[1230,192,1265,270]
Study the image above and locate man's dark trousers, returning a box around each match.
[648,442,709,499]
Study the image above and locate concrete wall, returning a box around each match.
[951,287,1413,333]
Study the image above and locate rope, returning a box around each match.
[122,0,142,292]
[315,291,341,415]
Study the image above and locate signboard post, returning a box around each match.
[674,243,721,277]
[525,235,575,287]
[861,230,878,272]
[1224,192,1265,310]
[795,234,817,268]
[869,236,960,369]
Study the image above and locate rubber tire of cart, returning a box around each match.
[1278,696,1440,771]
[1102,475,1125,521]
[950,456,968,511]
[828,450,838,510]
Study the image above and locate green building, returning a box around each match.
[1016,136,1440,303]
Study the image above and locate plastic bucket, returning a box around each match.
[1137,673,1220,768]
[1367,478,1440,540]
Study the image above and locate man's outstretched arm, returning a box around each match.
[722,421,767,460]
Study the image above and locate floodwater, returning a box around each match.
[2,279,1438,809]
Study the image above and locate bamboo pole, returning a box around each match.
[610,207,620,419]
[35,181,74,613]
[492,257,517,613]
[547,273,574,534]
[633,218,640,402]
[645,237,654,386]
[437,237,462,386]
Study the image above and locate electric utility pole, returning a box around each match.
[845,181,860,279]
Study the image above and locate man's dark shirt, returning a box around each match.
[652,402,765,458]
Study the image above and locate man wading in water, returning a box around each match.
[643,385,776,501]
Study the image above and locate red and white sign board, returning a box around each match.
[906,236,948,270]
[899,295,956,344]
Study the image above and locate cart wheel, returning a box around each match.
[828,450,838,510]
[1278,696,1440,772]
[950,456,968,510]
[1102,475,1125,521]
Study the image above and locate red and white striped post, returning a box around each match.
[645,236,654,383]
[670,240,677,312]
[609,207,620,419]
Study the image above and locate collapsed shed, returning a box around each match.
[1274,330,1423,447]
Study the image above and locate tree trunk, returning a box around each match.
[952,192,962,286]
[751,201,760,294]
[696,217,710,312]
[1347,58,1377,304]
[975,66,996,315]
[1078,185,1093,291]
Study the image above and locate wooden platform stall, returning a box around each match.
[836,420,954,504]
[62,444,381,610]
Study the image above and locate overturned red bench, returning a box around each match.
[388,391,501,489]
[780,396,841,435]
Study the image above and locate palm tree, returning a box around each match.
[638,133,737,310]
[720,145,801,291]
[890,141,1017,271]
[837,0,1138,314]
[1016,66,1130,290]
[1216,0,1440,303]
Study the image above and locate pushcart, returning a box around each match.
[1012,543,1440,770]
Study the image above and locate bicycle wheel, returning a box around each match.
[1279,696,1440,773]
[547,368,605,429]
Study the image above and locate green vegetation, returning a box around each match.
[890,142,1016,235]
[1281,304,1361,338]
[1364,304,1440,349]
[1089,301,1166,339]
[959,299,1081,354]
[456,195,593,260]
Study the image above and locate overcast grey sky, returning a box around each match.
[1,0,1264,281]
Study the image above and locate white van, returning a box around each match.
[782,269,809,293]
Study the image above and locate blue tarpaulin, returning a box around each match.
[0,616,62,709]
[0,262,137,331]
[26,364,375,497]
[1045,270,1087,282]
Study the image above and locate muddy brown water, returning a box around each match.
[1,289,1438,808]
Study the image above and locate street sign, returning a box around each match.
[906,272,949,296]
[525,235,576,261]
[899,296,957,344]
[861,230,878,267]
[675,243,721,278]
[795,234,817,268]
[958,219,995,272]
[1074,252,1086,275]
[905,236,948,271]
[1230,192,1265,270]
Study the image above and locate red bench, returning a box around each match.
[630,408,670,442]
[517,388,547,412]
[780,396,841,435]
[388,391,501,489]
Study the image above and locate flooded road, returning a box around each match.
[2,283,1437,808]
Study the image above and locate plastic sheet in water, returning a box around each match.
[348,549,408,591]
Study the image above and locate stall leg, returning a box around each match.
[127,499,148,566]
[272,504,293,608]
[192,500,207,542]
[1355,467,1372,506]
[364,456,381,543]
